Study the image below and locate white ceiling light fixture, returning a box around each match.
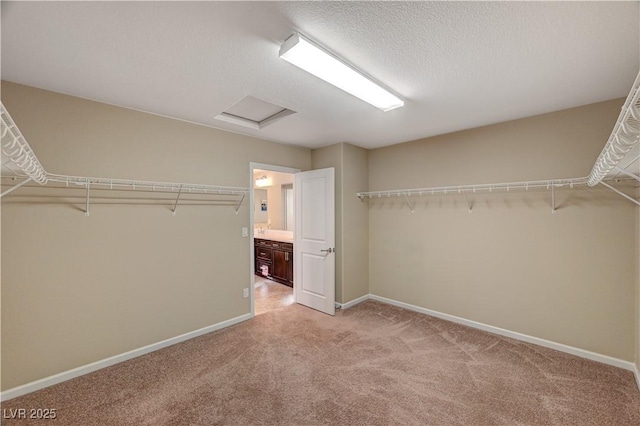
[255,175,271,187]
[279,32,404,112]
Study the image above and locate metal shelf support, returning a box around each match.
[0,177,32,198]
[464,193,472,213]
[85,182,90,217]
[403,194,415,213]
[172,186,183,216]
[600,181,640,207]
[234,193,246,214]
[614,166,640,183]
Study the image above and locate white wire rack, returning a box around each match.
[587,70,640,186]
[1,104,47,184]
[357,70,640,212]
[0,102,249,214]
[42,173,249,196]
[357,177,591,213]
[357,177,588,199]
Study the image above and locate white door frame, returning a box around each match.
[249,162,300,317]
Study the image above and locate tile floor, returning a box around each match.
[254,275,293,315]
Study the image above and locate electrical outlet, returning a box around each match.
[242,288,249,298]
[242,227,248,237]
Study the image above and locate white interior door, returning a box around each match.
[294,168,335,315]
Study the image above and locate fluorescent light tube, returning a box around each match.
[279,33,404,112]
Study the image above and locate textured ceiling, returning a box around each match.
[1,1,639,149]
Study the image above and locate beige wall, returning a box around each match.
[1,82,311,390]
[311,143,343,303]
[311,143,369,305]
[342,143,369,303]
[368,99,637,361]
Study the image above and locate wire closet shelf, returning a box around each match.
[0,102,250,213]
[357,70,640,207]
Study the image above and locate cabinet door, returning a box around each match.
[272,249,287,282]
[285,251,293,285]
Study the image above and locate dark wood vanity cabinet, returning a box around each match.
[272,248,293,285]
[255,238,293,287]
[255,243,272,281]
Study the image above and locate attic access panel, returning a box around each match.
[214,95,295,130]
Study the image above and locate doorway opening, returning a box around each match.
[249,163,299,316]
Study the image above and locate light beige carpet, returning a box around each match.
[2,300,639,425]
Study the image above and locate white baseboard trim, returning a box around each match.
[336,294,370,310]
[0,313,253,402]
[368,294,636,373]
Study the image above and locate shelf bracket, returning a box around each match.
[403,194,415,213]
[172,186,183,216]
[464,193,472,213]
[0,177,32,198]
[613,166,640,183]
[551,184,556,214]
[234,193,246,214]
[85,181,90,217]
[600,181,640,206]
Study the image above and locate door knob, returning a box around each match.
[320,248,334,253]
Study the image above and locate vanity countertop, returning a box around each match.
[254,230,294,243]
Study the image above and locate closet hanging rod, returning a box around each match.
[357,177,589,200]
[0,102,250,199]
[587,69,640,186]
[43,174,248,196]
[0,179,248,196]
[0,191,245,203]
